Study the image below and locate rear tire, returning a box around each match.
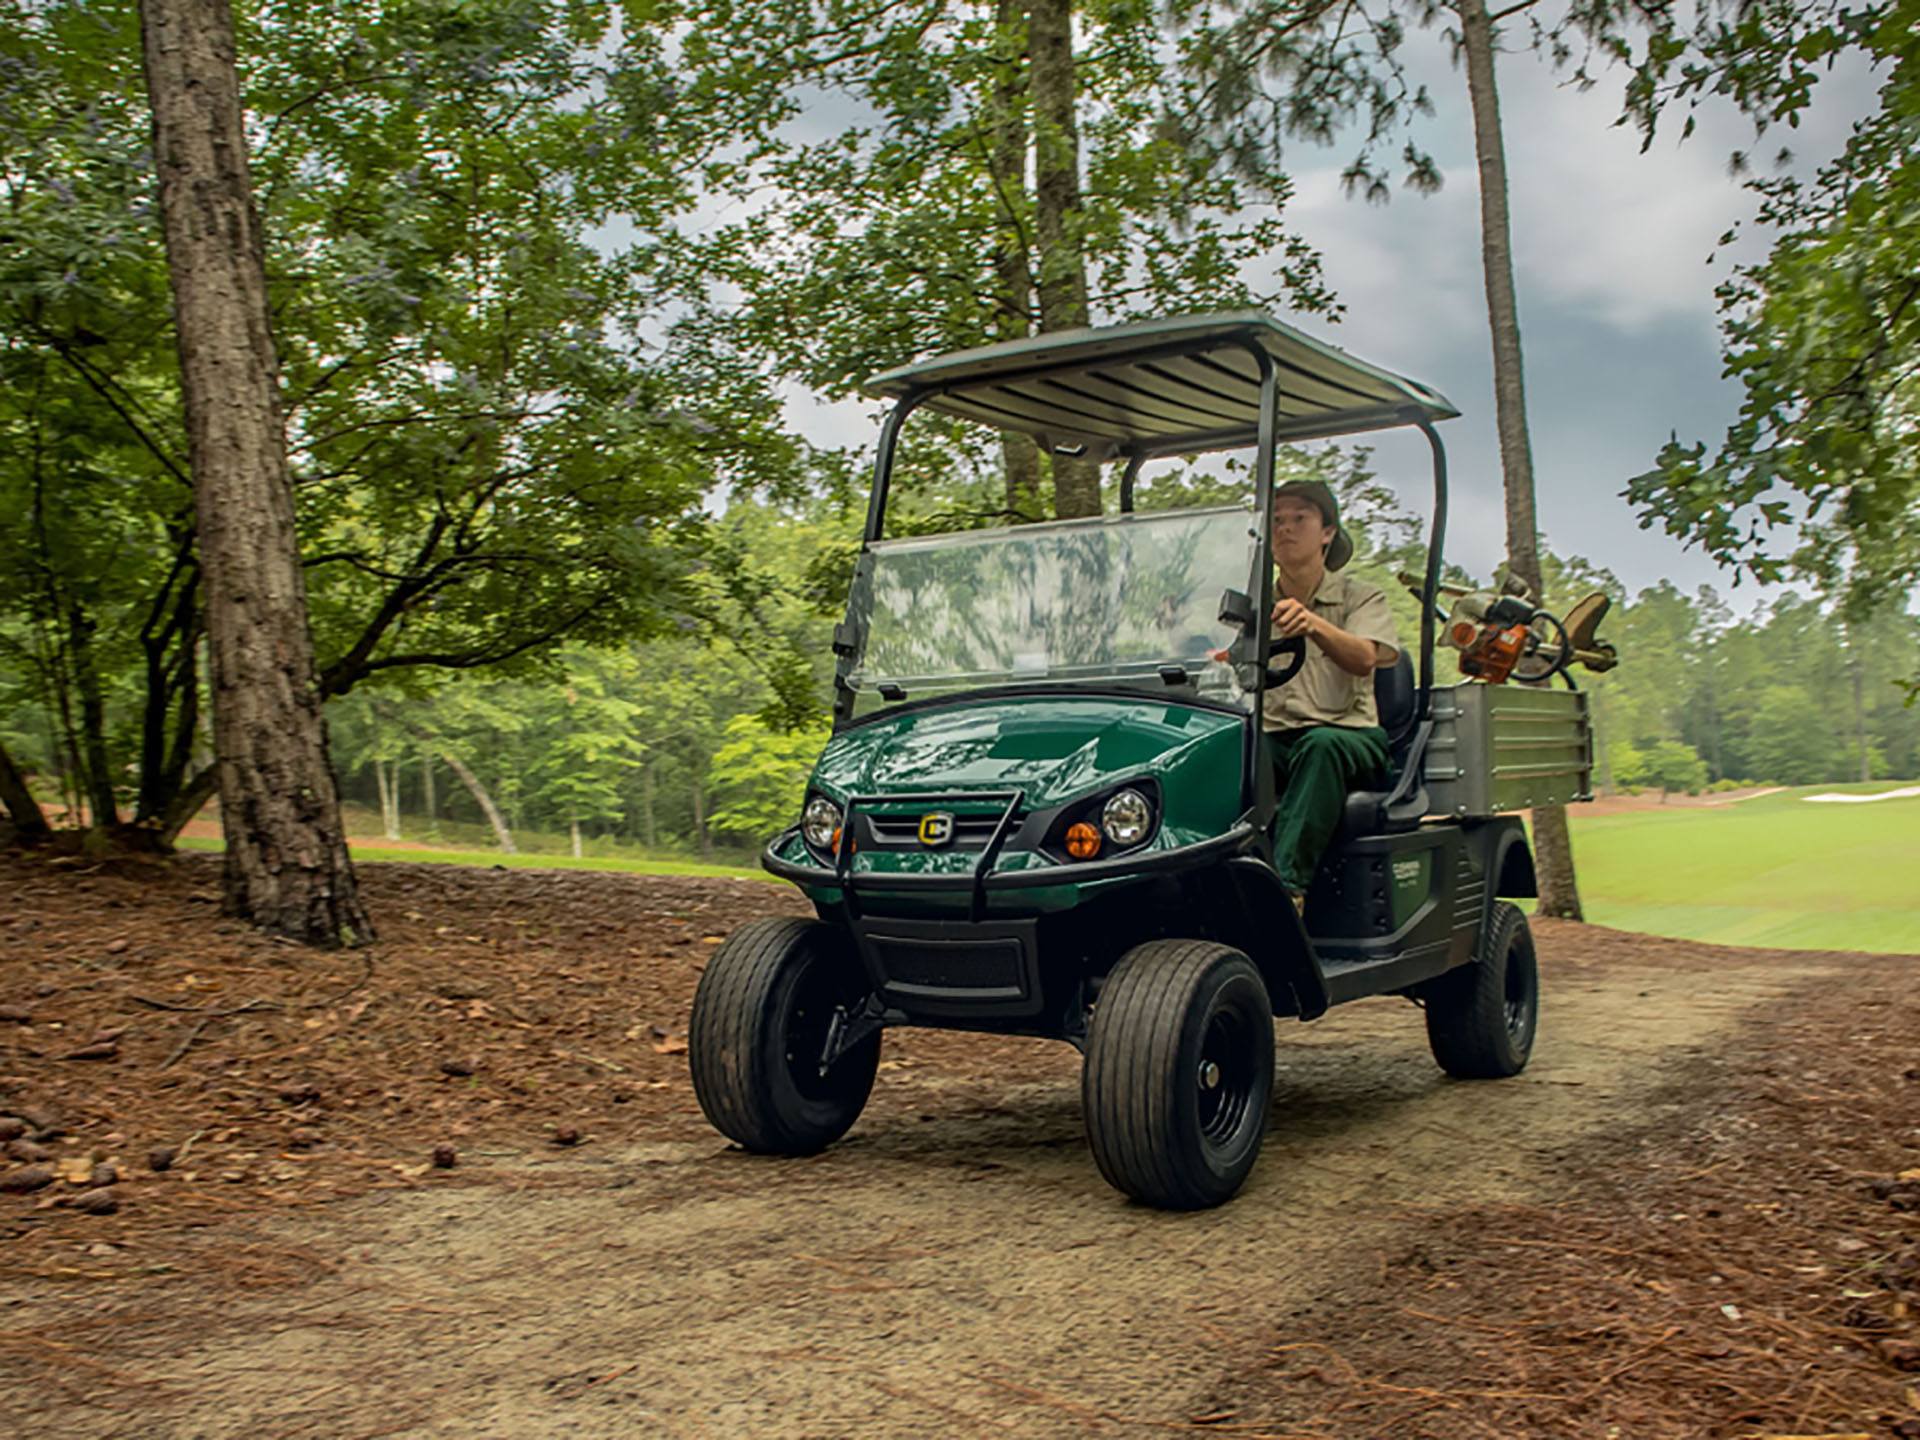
[1425,901,1538,1079]
[1082,940,1274,1210]
[689,917,879,1155]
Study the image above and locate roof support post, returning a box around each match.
[863,393,927,544]
[1411,415,1449,716]
[1248,347,1280,827]
[1117,453,1144,513]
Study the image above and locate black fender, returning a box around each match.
[1222,856,1330,1020]
[1468,817,1536,932]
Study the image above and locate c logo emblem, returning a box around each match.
[918,812,955,847]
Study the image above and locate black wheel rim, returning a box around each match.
[1195,1006,1257,1147]
[1503,943,1536,1047]
[783,956,855,1104]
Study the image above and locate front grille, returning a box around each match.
[864,813,1016,850]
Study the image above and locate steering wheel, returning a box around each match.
[1266,634,1307,686]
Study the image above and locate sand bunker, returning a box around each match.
[1801,785,1920,804]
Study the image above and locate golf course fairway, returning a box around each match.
[1560,782,1919,952]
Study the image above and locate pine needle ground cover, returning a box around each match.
[1563,783,1920,952]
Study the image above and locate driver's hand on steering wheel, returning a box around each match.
[1271,597,1320,641]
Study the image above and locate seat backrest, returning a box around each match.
[1375,650,1417,753]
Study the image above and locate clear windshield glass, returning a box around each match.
[844,504,1258,708]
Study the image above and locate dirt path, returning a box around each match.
[15,929,1840,1437]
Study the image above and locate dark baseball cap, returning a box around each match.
[1273,480,1353,571]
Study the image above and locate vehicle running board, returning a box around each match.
[1316,943,1455,1005]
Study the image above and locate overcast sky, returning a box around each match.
[682,20,1872,606]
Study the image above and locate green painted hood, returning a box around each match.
[811,693,1244,812]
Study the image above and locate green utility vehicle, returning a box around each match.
[688,313,1596,1209]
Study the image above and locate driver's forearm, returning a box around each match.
[1310,619,1381,677]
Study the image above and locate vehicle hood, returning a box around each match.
[812,694,1242,812]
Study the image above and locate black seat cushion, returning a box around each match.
[1376,650,1417,757]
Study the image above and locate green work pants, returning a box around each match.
[1266,724,1389,893]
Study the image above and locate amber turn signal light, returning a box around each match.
[1064,822,1102,859]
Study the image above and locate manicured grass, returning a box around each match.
[174,834,770,883]
[1561,782,1920,953]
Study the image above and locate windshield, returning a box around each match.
[843,504,1258,709]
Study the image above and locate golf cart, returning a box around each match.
[688,312,1597,1209]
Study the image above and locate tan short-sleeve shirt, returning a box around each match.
[1261,570,1402,733]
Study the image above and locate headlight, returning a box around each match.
[801,796,842,851]
[1101,788,1153,846]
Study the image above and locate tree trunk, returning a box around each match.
[691,775,711,860]
[437,750,516,853]
[372,759,392,838]
[158,763,219,848]
[420,747,438,837]
[570,817,583,860]
[1847,634,1870,782]
[1459,0,1583,920]
[0,740,51,844]
[140,0,371,944]
[1027,0,1100,518]
[67,603,120,830]
[641,761,656,849]
[988,0,1046,520]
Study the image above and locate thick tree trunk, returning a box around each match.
[988,0,1045,519]
[140,0,371,944]
[1027,0,1099,518]
[0,741,51,844]
[1459,0,1582,920]
[437,750,515,853]
[570,817,583,860]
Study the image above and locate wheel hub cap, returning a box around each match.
[1199,1060,1222,1091]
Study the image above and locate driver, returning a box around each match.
[1264,480,1401,902]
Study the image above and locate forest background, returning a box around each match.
[3,0,1915,867]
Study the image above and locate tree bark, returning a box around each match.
[437,750,515,853]
[570,817,583,860]
[140,0,371,944]
[988,0,1046,519]
[0,740,51,844]
[1027,0,1100,518]
[1459,0,1583,920]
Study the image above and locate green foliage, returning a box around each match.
[0,0,813,832]
[1616,739,1708,796]
[1623,1,1920,630]
[706,715,831,842]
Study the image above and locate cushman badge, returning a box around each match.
[917,812,955,847]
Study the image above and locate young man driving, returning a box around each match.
[1264,480,1402,900]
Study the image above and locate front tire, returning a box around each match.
[689,917,879,1155]
[1425,901,1538,1079]
[1082,940,1274,1210]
